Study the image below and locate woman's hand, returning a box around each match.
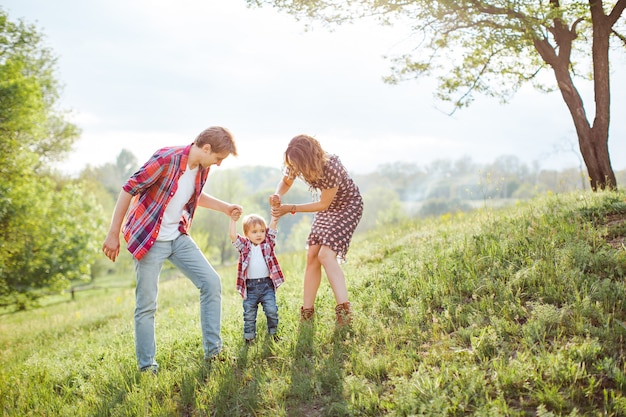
[271,204,290,218]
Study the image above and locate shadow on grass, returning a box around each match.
[173,342,267,416]
[194,346,251,416]
[92,366,144,416]
[286,321,352,417]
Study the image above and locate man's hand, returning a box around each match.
[102,234,120,262]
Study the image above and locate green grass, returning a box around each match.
[2,190,626,416]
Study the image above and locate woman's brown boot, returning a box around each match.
[335,302,352,325]
[300,306,315,322]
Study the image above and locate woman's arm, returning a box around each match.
[274,175,293,197]
[271,186,338,217]
[269,175,293,218]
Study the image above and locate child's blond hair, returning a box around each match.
[242,214,267,235]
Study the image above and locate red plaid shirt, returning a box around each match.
[122,144,209,260]
[233,228,285,299]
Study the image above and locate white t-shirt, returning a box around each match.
[246,244,270,279]
[157,164,198,241]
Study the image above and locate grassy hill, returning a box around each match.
[1,191,625,416]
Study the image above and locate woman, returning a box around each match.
[270,134,363,325]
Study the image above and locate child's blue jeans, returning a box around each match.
[243,277,278,340]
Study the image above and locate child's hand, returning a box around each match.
[269,194,281,208]
[230,208,242,221]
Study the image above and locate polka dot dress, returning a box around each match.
[306,155,363,262]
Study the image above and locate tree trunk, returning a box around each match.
[553,65,616,191]
[533,2,617,191]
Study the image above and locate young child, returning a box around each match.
[230,211,285,344]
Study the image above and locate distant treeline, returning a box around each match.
[81,151,626,274]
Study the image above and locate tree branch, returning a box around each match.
[570,17,585,35]
[451,47,502,112]
[533,37,558,66]
[608,0,626,27]
[612,29,626,46]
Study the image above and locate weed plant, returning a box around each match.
[1,191,625,416]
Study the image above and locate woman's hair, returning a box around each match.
[194,126,238,156]
[242,214,267,235]
[284,134,327,183]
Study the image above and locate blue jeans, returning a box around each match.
[242,277,279,340]
[134,234,222,370]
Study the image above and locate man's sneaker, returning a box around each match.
[140,365,158,375]
[205,350,234,364]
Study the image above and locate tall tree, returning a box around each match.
[247,0,625,190]
[0,9,100,308]
[0,9,79,168]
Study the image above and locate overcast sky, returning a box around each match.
[4,0,626,175]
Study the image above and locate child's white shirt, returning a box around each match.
[246,243,270,279]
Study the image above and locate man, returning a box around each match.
[102,126,241,373]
